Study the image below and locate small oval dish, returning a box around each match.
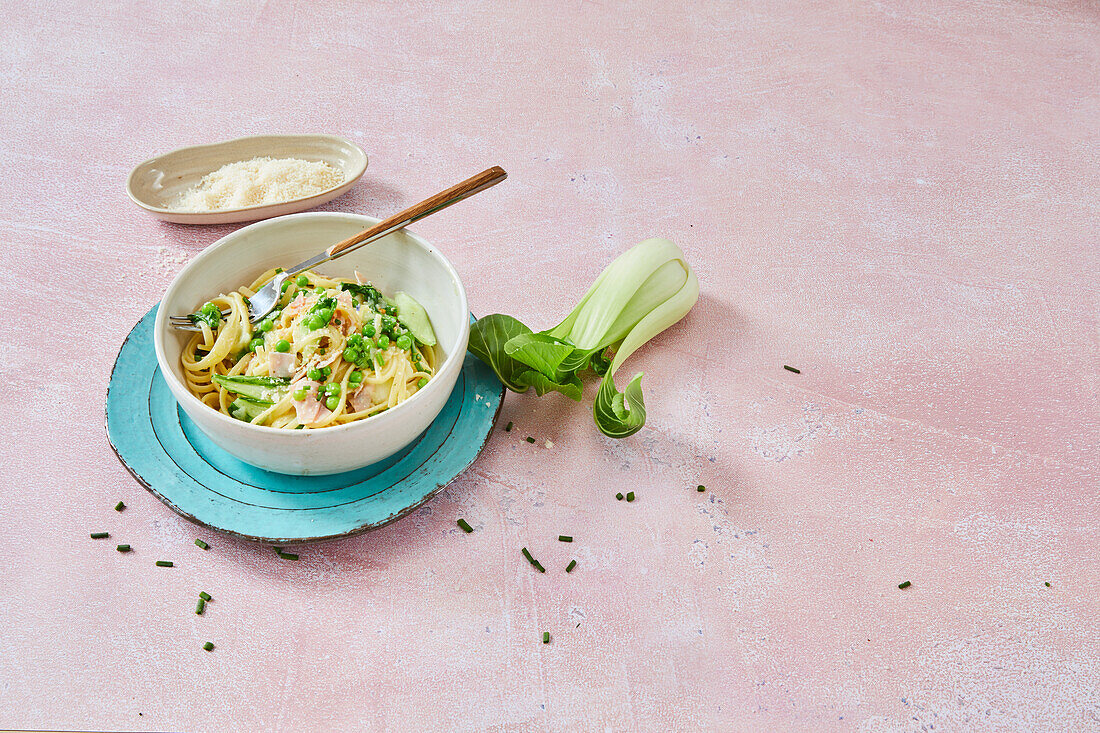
[126,134,368,225]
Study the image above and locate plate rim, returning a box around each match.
[105,305,505,544]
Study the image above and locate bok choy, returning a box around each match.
[468,238,698,438]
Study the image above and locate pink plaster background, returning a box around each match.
[1,1,1098,730]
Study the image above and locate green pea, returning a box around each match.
[395,335,412,350]
[321,366,332,377]
[363,324,376,337]
[325,383,340,396]
[348,370,363,384]
[307,315,325,330]
[307,368,323,382]
[274,339,290,352]
[325,395,339,411]
[296,274,310,287]
[281,280,291,293]
[377,335,390,348]
[260,319,274,332]
[318,308,333,323]
[348,333,363,346]
[249,338,265,353]
[293,387,307,401]
[381,315,396,329]
[343,347,360,362]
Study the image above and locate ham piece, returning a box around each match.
[332,289,359,334]
[268,351,295,378]
[291,379,331,426]
[314,347,342,370]
[349,382,374,414]
[282,293,309,319]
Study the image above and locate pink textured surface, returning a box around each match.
[1,1,1098,730]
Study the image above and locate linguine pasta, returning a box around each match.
[180,267,438,429]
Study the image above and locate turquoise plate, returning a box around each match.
[106,305,504,544]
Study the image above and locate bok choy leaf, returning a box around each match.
[466,314,534,393]
[468,238,698,438]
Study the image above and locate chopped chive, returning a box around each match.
[616,492,624,501]
[202,641,214,651]
[194,539,209,550]
[1044,582,1051,587]
[566,559,577,573]
[90,532,109,539]
[697,485,706,492]
[542,631,550,644]
[155,560,173,567]
[273,547,282,554]
[521,547,545,572]
[114,501,125,512]
[457,518,473,533]
[626,491,635,502]
[504,421,513,432]
[526,436,535,443]
[196,598,206,615]
[277,551,299,561]
[898,580,911,589]
[783,365,801,374]
[558,535,573,543]
[116,544,131,552]
[199,591,212,601]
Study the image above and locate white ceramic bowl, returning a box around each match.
[153,212,470,475]
[127,134,368,225]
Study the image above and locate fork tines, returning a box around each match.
[168,309,232,323]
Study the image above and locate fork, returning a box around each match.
[170,165,507,331]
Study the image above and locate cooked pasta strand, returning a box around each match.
[179,269,438,429]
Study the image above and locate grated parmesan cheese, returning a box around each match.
[168,156,344,211]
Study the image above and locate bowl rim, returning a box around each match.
[125,133,368,216]
[152,211,470,437]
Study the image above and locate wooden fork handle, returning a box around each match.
[326,166,507,257]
